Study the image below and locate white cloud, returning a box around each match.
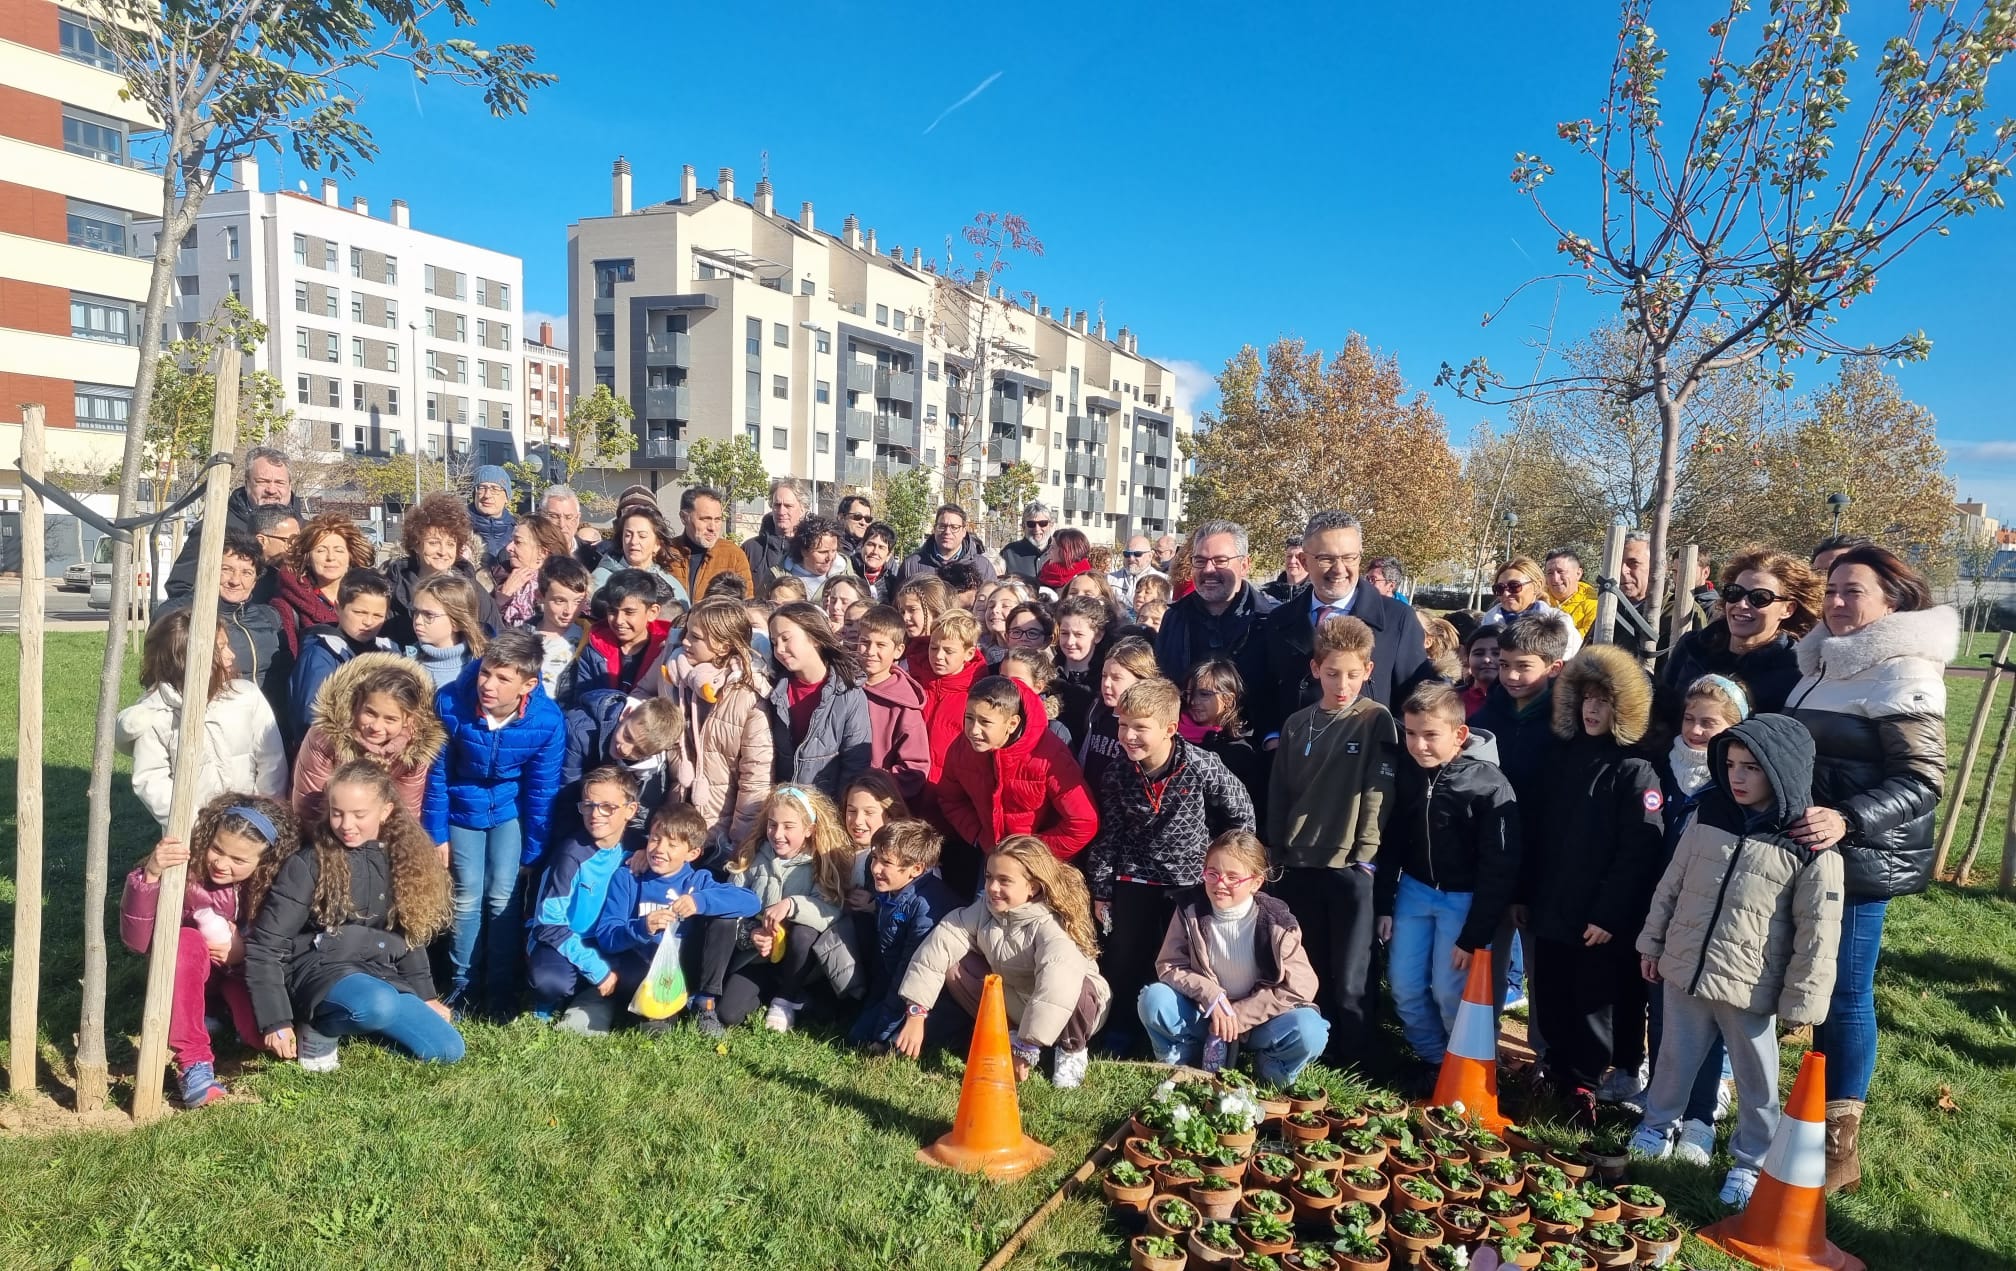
[1948,439,2016,464]
[923,71,1003,135]
[1165,358,1221,422]
[524,309,567,341]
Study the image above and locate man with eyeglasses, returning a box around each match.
[1153,519,1278,694]
[742,478,807,592]
[1254,510,1432,742]
[467,464,518,573]
[539,485,606,571]
[153,530,285,698]
[166,446,303,600]
[895,502,998,585]
[998,500,1055,582]
[1108,534,1167,612]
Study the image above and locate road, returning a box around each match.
[0,579,122,632]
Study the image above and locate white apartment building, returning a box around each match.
[138,158,527,470]
[0,1,161,495]
[566,159,1187,538]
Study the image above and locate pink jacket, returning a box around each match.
[861,667,931,801]
[119,862,242,955]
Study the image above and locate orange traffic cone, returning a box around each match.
[1698,1051,1865,1271]
[1430,950,1511,1132]
[918,973,1056,1181]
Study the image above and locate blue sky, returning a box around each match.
[323,0,2016,519]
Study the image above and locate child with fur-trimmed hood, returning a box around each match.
[1521,643,1666,1123]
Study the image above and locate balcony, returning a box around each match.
[945,386,973,416]
[645,385,690,419]
[986,431,1021,463]
[842,457,872,486]
[645,331,691,367]
[1063,487,1081,514]
[872,455,910,480]
[636,437,688,469]
[989,395,1017,425]
[875,417,918,450]
[844,408,874,443]
[876,368,916,399]
[1064,450,1088,477]
[845,361,877,392]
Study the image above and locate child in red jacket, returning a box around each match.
[936,675,1098,896]
[915,609,987,783]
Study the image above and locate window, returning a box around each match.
[476,280,488,307]
[925,404,938,422]
[424,264,435,294]
[325,332,339,361]
[816,379,831,404]
[74,383,131,431]
[426,350,440,378]
[771,428,788,451]
[594,313,614,353]
[696,262,717,281]
[745,317,760,355]
[58,12,115,70]
[1052,469,1062,484]
[874,304,889,327]
[477,318,488,344]
[497,282,510,308]
[293,234,308,266]
[384,298,397,328]
[893,312,906,332]
[177,274,199,298]
[351,294,363,323]
[70,294,131,344]
[455,356,468,384]
[927,361,939,381]
[352,336,365,367]
[296,374,310,405]
[62,108,126,164]
[816,432,830,454]
[500,323,510,345]
[773,322,789,348]
[66,200,128,255]
[323,242,336,271]
[386,387,399,416]
[386,343,398,373]
[454,314,466,342]
[497,363,510,391]
[772,374,788,400]
[326,379,340,408]
[384,255,398,284]
[295,328,309,357]
[350,246,363,277]
[322,289,337,319]
[227,273,241,298]
[353,382,366,411]
[800,278,814,296]
[497,404,506,428]
[1056,395,1064,411]
[815,330,831,355]
[294,283,308,312]
[594,259,634,299]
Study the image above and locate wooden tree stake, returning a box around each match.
[1956,661,2016,888]
[1592,521,1628,647]
[9,405,47,1095]
[1935,630,2013,879]
[130,352,239,1122]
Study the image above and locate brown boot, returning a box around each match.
[1824,1098,1864,1195]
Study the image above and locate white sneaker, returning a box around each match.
[296,1025,340,1074]
[1597,1064,1647,1104]
[1628,1123,1672,1159]
[1714,1077,1735,1122]
[1052,1046,1089,1089]
[762,998,800,1033]
[1674,1119,1715,1166]
[1718,1165,1759,1208]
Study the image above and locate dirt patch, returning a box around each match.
[0,1092,133,1138]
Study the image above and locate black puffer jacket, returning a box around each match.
[1659,621,1803,719]
[1786,605,1956,900]
[741,514,794,593]
[379,555,503,649]
[1375,729,1522,952]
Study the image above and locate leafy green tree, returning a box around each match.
[879,465,936,557]
[71,0,553,1107]
[143,296,291,493]
[514,384,637,504]
[1441,0,2015,633]
[981,460,1040,542]
[687,435,771,518]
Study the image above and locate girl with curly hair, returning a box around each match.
[246,759,463,1069]
[271,512,374,656]
[119,792,298,1106]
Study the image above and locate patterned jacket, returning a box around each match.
[1084,735,1256,900]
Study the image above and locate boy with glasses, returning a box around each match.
[528,766,641,1033]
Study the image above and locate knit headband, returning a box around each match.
[1698,674,1751,720]
[779,786,817,824]
[226,804,279,845]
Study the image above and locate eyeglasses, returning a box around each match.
[475,483,506,496]
[412,607,448,624]
[1025,520,1051,530]
[1309,553,1362,570]
[578,800,634,818]
[1192,554,1246,571]
[1492,580,1531,597]
[846,512,872,523]
[1123,550,1148,559]
[1201,868,1260,887]
[1721,583,1784,609]
[257,531,299,546]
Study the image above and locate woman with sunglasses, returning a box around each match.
[1659,547,1821,718]
[1479,556,1583,656]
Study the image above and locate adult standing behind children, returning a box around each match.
[153,531,284,700]
[742,479,807,594]
[1156,519,1278,695]
[380,493,503,649]
[466,465,517,571]
[270,513,375,661]
[666,485,754,601]
[166,446,302,600]
[998,501,1053,582]
[896,504,999,587]
[1661,546,1819,720]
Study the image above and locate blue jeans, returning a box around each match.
[1137,982,1330,1087]
[313,973,465,1064]
[447,819,525,1013]
[1389,874,1473,1064]
[1647,975,1729,1121]
[1816,897,1887,1101]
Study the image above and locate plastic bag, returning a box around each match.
[629,927,688,1020]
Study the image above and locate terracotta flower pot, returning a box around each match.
[1544,1149,1592,1182]
[1257,1094,1292,1126]
[1323,1106,1370,1134]
[1188,1226,1244,1265]
[1335,1242,1392,1271]
[1235,1190,1292,1222]
[1386,1220,1443,1262]
[1480,1198,1530,1234]
[1580,1143,1629,1185]
[1478,1166,1524,1198]
[1286,1250,1342,1271]
[1631,1227,1684,1268]
[1528,1216,1584,1244]
[1189,1178,1243,1222]
[1435,1204,1489,1247]
[1286,1087,1330,1116]
[1218,1128,1258,1154]
[1129,1235,1186,1271]
[1501,1125,1542,1155]
[1124,1138,1172,1172]
[1143,1196,1199,1239]
[1246,1156,1296,1191]
[1337,1140,1388,1171]
[1576,1233,1637,1269]
[1616,1194,1665,1223]
[1202,1157,1248,1184]
[1500,1246,1543,1270]
[1104,1172,1155,1215]
[1283,1116,1332,1145]
[1390,1179,1445,1214]
[1536,1244,1595,1270]
[1235,1226,1297,1257]
[1333,1203,1386,1241]
[1154,1163,1206,1195]
[1583,1197,1620,1226]
[1292,1146,1346,1175]
[1289,1182,1344,1224]
[1384,1150,1433,1179]
[1415,1103,1469,1137]
[1436,1175,1483,1204]
[1339,1169,1391,1208]
[1468,1137,1511,1165]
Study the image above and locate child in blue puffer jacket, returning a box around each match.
[848,819,960,1049]
[423,628,566,1018]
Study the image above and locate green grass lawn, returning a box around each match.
[3,633,2015,1269]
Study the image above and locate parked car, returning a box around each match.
[63,560,93,591]
[86,537,157,611]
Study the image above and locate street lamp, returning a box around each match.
[801,321,829,512]
[406,319,422,507]
[1502,510,1519,561]
[1827,492,1851,536]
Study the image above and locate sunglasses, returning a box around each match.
[1025,520,1051,530]
[1492,580,1530,596]
[1123,550,1147,558]
[846,512,872,523]
[1721,583,1785,609]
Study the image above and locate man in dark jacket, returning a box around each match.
[1154,519,1278,697]
[468,465,517,571]
[895,503,999,585]
[836,493,874,567]
[1253,511,1431,740]
[741,479,805,593]
[166,447,303,600]
[997,500,1053,581]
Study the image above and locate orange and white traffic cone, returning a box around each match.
[1430,951,1511,1132]
[918,973,1056,1181]
[1698,1051,1865,1271]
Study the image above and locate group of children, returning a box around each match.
[119,533,1842,1211]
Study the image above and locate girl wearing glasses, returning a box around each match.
[1480,556,1583,657]
[1136,829,1328,1086]
[1659,547,1820,719]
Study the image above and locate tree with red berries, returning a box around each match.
[1440,0,2014,633]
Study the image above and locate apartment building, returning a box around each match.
[138,158,527,469]
[523,319,569,449]
[0,0,161,494]
[566,158,1187,538]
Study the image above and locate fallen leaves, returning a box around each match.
[1935,1085,1960,1114]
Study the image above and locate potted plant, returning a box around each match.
[1285,1076,1330,1115]
[1437,1203,1489,1245]
[1191,1171,1244,1221]
[1386,1209,1444,1263]
[1213,1087,1267,1152]
[1126,1135,1173,1171]
[1331,1202,1386,1242]
[1614,1183,1665,1222]
[1329,1221,1391,1271]
[1283,1110,1331,1145]
[1174,1108,1228,1160]
[1237,1212,1297,1257]
[1542,1145,1592,1183]
[1477,1155,1523,1194]
[1387,1137,1434,1177]
[1534,1245,1595,1271]
[1155,1156,1207,1194]
[1478,1185,1530,1232]
[1131,1234,1187,1271]
[1237,1188,1294,1221]
[1335,1127,1387,1170]
[1293,1137,1346,1174]
[1501,1124,1543,1156]
[1576,1183,1620,1226]
[1146,1195,1201,1239]
[1575,1221,1636,1270]
[1360,1091,1408,1118]
[1467,1129,1510,1163]
[1322,1105,1370,1135]
[1493,1225,1543,1270]
[1367,1113,1412,1150]
[1527,1186,1594,1243]
[1190,1219,1245,1267]
[1424,1246,1470,1271]
[1204,1144,1253,1182]
[1579,1125,1631,1185]
[1285,1245,1340,1271]
[1248,1150,1297,1189]
[1105,1160,1157,1214]
[1219,1067,1256,1093]
[1392,1173,1446,1214]
[1434,1159,1484,1202]
[1239,1254,1286,1271]
[1522,1162,1572,1195]
[1338,1165,1389,1208]
[1626,1215,1684,1268]
[1418,1103,1470,1138]
[1424,1134,1470,1166]
[1289,1168,1344,1223]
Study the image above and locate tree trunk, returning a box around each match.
[1640,354,1680,658]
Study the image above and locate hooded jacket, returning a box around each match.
[117,680,287,828]
[764,671,873,802]
[900,898,1111,1048]
[1253,576,1432,734]
[634,651,776,854]
[741,514,795,592]
[1548,579,1600,639]
[379,555,503,650]
[1375,728,1522,953]
[665,532,753,601]
[726,841,842,933]
[422,659,567,866]
[154,594,284,701]
[915,645,987,782]
[291,652,445,825]
[1155,890,1320,1031]
[861,666,931,800]
[1083,735,1255,899]
[562,618,675,707]
[528,830,628,987]
[895,533,999,586]
[1660,620,1803,718]
[286,625,400,753]
[936,679,1099,860]
[1523,644,1664,943]
[268,569,340,659]
[1786,605,1955,900]
[1638,714,1843,1024]
[166,485,305,600]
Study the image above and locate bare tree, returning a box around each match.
[924,213,1044,512]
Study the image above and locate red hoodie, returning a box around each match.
[913,645,986,782]
[860,665,930,800]
[937,678,1098,860]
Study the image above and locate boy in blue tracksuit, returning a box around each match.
[529,766,641,1034]
[847,820,960,1049]
[424,628,567,1018]
[592,805,760,1036]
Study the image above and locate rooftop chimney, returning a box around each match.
[1117,325,1130,351]
[1074,312,1089,334]
[716,166,735,202]
[612,156,632,216]
[681,164,697,203]
[235,155,259,191]
[539,320,554,346]
[391,198,409,228]
[799,200,815,230]
[865,227,878,255]
[1096,319,1107,341]
[1039,306,1051,320]
[754,177,774,217]
[320,177,338,206]
[910,247,922,268]
[843,215,861,250]
[351,195,369,216]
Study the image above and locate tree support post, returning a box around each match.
[9,405,47,1095]
[1956,658,2016,888]
[130,353,239,1122]
[1591,519,1628,647]
[1936,630,2014,879]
